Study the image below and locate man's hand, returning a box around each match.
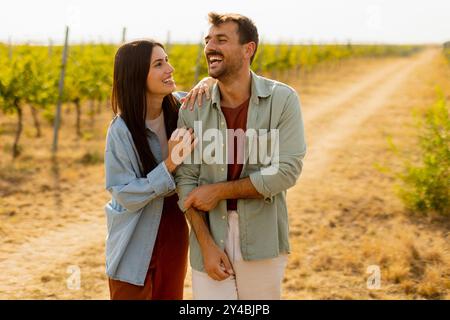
[184,184,222,212]
[181,77,215,110]
[184,207,233,280]
[202,243,234,281]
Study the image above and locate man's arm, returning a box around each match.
[248,90,306,202]
[174,108,233,280]
[184,208,213,249]
[183,177,262,212]
[184,89,306,212]
[214,177,263,200]
[184,207,234,280]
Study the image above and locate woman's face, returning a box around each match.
[146,46,176,96]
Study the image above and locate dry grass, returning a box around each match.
[283,49,449,300]
[0,48,448,299]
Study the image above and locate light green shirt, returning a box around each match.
[175,70,306,272]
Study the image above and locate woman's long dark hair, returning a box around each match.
[111,40,179,177]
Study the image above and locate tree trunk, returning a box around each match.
[13,100,23,158]
[89,100,95,131]
[65,103,71,114]
[29,105,41,138]
[75,99,82,138]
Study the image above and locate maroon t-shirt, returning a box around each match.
[221,98,250,211]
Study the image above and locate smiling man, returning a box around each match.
[175,12,306,300]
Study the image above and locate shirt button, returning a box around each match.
[221,121,225,126]
[222,215,225,219]
[221,167,225,172]
[220,239,224,243]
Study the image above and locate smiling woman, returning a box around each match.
[105,39,201,300]
[146,46,177,104]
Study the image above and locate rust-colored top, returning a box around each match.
[221,98,250,211]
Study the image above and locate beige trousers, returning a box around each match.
[192,210,288,300]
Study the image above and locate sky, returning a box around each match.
[0,0,449,44]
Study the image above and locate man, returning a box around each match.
[175,12,306,300]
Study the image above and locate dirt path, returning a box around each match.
[298,49,436,180]
[283,47,448,299]
[0,48,440,299]
[0,218,103,296]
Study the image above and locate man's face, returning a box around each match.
[204,21,246,79]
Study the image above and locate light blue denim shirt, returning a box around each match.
[104,92,185,286]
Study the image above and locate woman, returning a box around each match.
[105,40,210,300]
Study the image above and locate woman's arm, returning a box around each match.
[105,124,197,213]
[105,152,176,213]
[105,127,177,212]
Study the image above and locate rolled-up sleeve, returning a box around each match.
[105,126,176,212]
[249,91,306,202]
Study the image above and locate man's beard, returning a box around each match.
[208,56,243,81]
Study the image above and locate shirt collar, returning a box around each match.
[211,70,272,108]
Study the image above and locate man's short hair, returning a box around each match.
[208,12,259,64]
